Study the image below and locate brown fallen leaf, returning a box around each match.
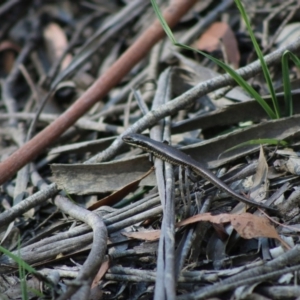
[43,22,72,70]
[0,40,20,74]
[122,230,160,241]
[123,212,290,249]
[178,212,290,249]
[196,21,240,68]
[250,145,269,202]
[52,155,154,195]
[91,258,110,289]
[88,167,154,210]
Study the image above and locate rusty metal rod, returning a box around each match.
[0,0,197,185]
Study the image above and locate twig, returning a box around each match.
[87,37,300,164]
[0,0,198,185]
[54,195,107,300]
[0,183,58,227]
[178,244,300,299]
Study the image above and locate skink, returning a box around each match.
[122,133,277,212]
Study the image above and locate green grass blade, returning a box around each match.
[234,0,280,118]
[281,52,292,116]
[221,138,288,155]
[0,245,46,298]
[286,51,300,68]
[281,50,300,116]
[151,0,277,119]
[17,238,28,300]
[151,0,176,43]
[0,245,37,274]
[177,43,277,119]
[20,266,28,300]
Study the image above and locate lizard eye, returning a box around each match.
[122,136,132,142]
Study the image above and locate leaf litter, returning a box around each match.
[0,1,300,299]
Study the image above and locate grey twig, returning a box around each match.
[88,38,300,164]
[0,183,58,227]
[54,195,107,300]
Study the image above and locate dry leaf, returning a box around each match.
[91,258,110,289]
[196,21,240,68]
[250,145,269,201]
[278,157,300,175]
[43,22,72,70]
[177,212,289,248]
[122,212,289,249]
[0,40,20,74]
[51,155,154,194]
[122,230,160,241]
[276,23,300,48]
[88,167,154,210]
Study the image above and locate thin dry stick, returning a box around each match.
[0,0,197,185]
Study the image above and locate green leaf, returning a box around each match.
[178,43,277,119]
[151,0,176,43]
[0,245,46,298]
[221,138,288,155]
[0,245,37,273]
[281,50,300,116]
[151,0,278,119]
[282,52,292,116]
[234,0,280,118]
